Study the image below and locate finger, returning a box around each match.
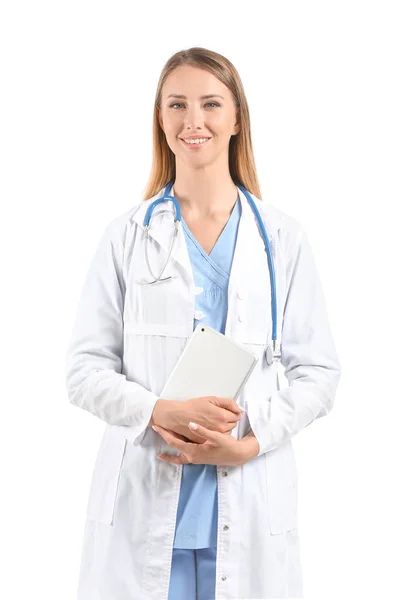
[218,398,246,416]
[158,453,189,465]
[188,422,222,442]
[152,424,182,440]
[152,425,189,451]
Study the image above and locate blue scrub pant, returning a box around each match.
[168,547,217,600]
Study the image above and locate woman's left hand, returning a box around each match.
[152,421,248,467]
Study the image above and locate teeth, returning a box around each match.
[183,138,209,145]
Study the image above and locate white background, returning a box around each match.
[1,1,404,598]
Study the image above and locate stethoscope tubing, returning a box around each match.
[143,181,280,359]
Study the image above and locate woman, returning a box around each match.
[65,47,341,600]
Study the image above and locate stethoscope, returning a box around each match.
[142,181,281,366]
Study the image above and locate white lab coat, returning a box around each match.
[65,185,341,600]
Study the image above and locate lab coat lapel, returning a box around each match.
[131,185,282,304]
[131,189,194,286]
[225,187,281,340]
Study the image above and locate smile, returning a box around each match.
[180,137,211,148]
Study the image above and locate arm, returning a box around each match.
[248,225,342,457]
[65,220,160,445]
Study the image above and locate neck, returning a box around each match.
[172,171,238,219]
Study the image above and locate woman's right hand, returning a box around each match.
[157,396,245,444]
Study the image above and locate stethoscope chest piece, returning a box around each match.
[266,341,281,366]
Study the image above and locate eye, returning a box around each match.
[169,102,221,109]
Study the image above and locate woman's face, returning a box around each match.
[158,65,240,166]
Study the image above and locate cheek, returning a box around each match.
[161,113,179,134]
[210,118,233,138]
[164,129,183,152]
[167,123,185,143]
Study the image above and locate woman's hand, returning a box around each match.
[163,396,245,444]
[152,421,249,467]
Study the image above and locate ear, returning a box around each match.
[233,108,241,136]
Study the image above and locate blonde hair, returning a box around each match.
[142,47,262,201]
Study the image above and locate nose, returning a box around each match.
[183,105,205,129]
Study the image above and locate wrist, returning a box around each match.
[241,433,260,461]
[149,399,164,427]
[149,399,176,428]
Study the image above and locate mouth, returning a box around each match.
[180,137,211,149]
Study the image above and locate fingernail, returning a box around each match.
[238,407,245,412]
[152,426,158,432]
[189,422,198,430]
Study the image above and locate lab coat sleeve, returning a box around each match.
[64,219,160,444]
[249,226,342,457]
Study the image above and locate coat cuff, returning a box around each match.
[247,378,330,457]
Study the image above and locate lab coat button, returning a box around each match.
[223,525,229,531]
[221,576,227,581]
[237,315,243,322]
[222,471,228,477]
[237,290,245,300]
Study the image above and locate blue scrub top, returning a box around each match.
[172,193,242,549]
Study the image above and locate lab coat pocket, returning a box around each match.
[86,427,127,525]
[124,263,191,330]
[264,442,298,534]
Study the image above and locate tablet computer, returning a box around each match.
[159,323,259,402]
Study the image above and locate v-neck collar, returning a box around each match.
[179,192,240,260]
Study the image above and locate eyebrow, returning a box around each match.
[166,94,225,100]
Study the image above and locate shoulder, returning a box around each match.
[101,189,164,244]
[259,199,301,232]
[254,196,305,255]
[98,196,155,247]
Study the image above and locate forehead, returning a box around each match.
[162,66,230,99]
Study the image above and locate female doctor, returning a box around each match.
[65,47,341,600]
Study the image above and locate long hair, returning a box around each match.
[142,47,262,201]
